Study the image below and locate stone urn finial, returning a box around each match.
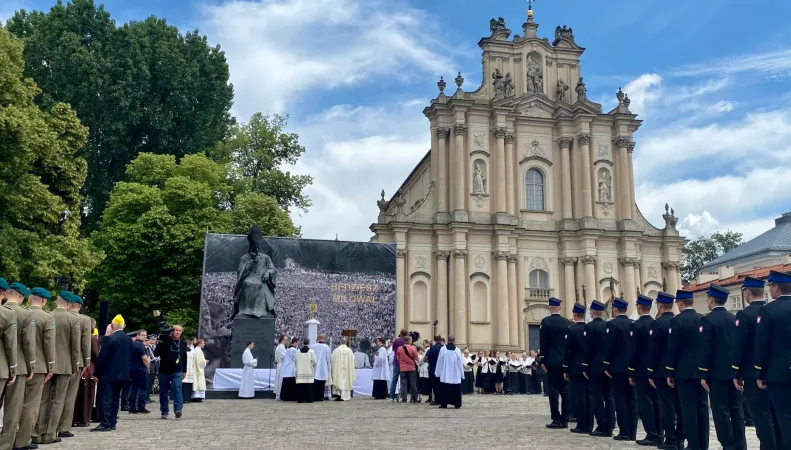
[616,87,625,103]
[437,76,447,95]
[377,190,388,213]
[623,93,631,109]
[455,72,464,90]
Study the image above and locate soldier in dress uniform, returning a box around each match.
[754,270,791,449]
[57,292,87,439]
[630,294,662,447]
[666,289,708,450]
[583,300,615,437]
[37,291,80,445]
[539,297,570,429]
[604,297,638,442]
[564,303,593,434]
[16,287,56,450]
[0,278,18,411]
[69,294,93,428]
[699,283,746,450]
[649,291,684,450]
[733,276,778,450]
[0,282,36,450]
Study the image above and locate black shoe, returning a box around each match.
[430,402,439,406]
[637,439,658,446]
[139,409,151,414]
[39,438,61,445]
[546,421,565,429]
[175,411,182,419]
[57,432,74,438]
[570,428,588,434]
[613,435,631,441]
[128,410,138,414]
[657,444,676,450]
[90,426,112,432]
[438,405,447,409]
[590,430,612,437]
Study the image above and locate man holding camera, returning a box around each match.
[154,324,188,419]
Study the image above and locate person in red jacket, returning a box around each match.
[397,336,419,403]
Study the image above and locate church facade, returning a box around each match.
[370,10,686,352]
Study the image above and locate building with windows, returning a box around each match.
[369,8,686,351]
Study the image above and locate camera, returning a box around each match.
[153,310,173,341]
[408,330,420,345]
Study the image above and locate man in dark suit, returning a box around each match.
[426,336,443,405]
[604,297,638,441]
[565,303,592,434]
[700,283,745,450]
[649,291,684,450]
[734,276,778,450]
[755,270,791,449]
[630,294,662,447]
[91,314,131,432]
[540,297,570,429]
[666,289,709,450]
[584,300,615,437]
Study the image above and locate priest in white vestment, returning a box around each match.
[330,337,356,401]
[274,336,287,400]
[239,342,258,398]
[371,338,390,399]
[311,334,332,401]
[434,335,465,409]
[278,338,299,401]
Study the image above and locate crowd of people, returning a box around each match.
[538,270,791,450]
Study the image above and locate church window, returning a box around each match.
[529,269,549,289]
[525,169,545,211]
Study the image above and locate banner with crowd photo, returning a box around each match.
[198,233,396,383]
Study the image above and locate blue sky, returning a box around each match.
[5,0,791,243]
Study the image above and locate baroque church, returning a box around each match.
[370,8,686,352]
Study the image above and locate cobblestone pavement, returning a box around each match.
[52,394,758,450]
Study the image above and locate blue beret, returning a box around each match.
[71,294,83,305]
[30,287,51,299]
[707,284,729,300]
[675,290,693,300]
[58,290,75,302]
[548,297,562,307]
[572,303,586,314]
[612,297,628,309]
[636,294,653,306]
[741,276,764,289]
[656,291,675,304]
[767,270,791,284]
[0,278,9,291]
[590,300,605,311]
[9,282,30,297]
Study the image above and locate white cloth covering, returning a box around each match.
[274,343,286,399]
[213,368,374,396]
[435,345,465,384]
[239,347,258,398]
[311,342,332,382]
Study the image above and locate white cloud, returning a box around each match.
[200,0,455,116]
[673,48,791,78]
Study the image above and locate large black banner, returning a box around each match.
[199,233,396,382]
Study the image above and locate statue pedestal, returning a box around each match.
[230,315,275,369]
[306,319,320,345]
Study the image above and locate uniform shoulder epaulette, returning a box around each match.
[2,305,12,311]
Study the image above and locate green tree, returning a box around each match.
[89,153,297,335]
[210,113,312,213]
[0,26,102,290]
[6,0,234,232]
[681,230,743,284]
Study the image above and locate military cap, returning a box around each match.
[0,278,9,291]
[572,303,586,314]
[767,270,791,284]
[30,287,52,299]
[548,297,562,307]
[675,290,694,300]
[741,276,764,289]
[71,294,83,305]
[58,290,74,301]
[636,294,653,307]
[706,283,729,300]
[9,282,30,297]
[590,300,605,311]
[656,291,675,304]
[612,297,628,309]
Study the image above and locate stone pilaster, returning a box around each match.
[505,133,516,215]
[559,137,574,219]
[615,136,632,220]
[435,251,450,338]
[452,249,468,345]
[495,251,510,347]
[396,249,407,330]
[620,257,638,315]
[494,128,508,213]
[581,255,597,304]
[453,124,467,211]
[560,257,577,317]
[507,255,518,346]
[626,140,637,222]
[436,127,450,212]
[577,134,593,217]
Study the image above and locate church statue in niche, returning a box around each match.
[575,77,587,101]
[472,162,487,194]
[492,68,504,99]
[526,55,543,93]
[597,170,612,203]
[504,72,514,97]
[556,80,569,102]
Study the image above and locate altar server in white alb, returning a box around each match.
[311,334,332,401]
[274,335,287,400]
[278,338,299,401]
[330,337,355,401]
[371,338,390,399]
[239,341,257,399]
[435,335,465,409]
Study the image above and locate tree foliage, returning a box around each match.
[6,0,235,232]
[0,26,102,290]
[89,153,297,336]
[209,113,313,215]
[681,230,743,284]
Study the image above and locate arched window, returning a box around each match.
[529,269,549,288]
[525,169,545,211]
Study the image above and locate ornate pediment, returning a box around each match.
[506,94,554,118]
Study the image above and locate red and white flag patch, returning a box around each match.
[699,326,704,333]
